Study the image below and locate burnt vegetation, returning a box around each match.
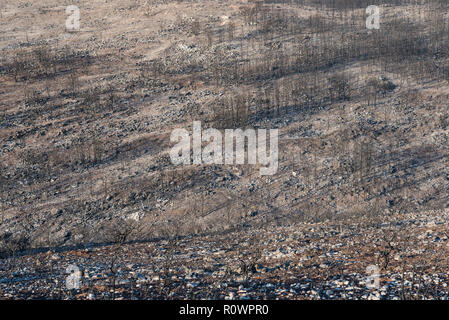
[0,0,448,299]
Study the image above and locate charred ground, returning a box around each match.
[0,0,448,299]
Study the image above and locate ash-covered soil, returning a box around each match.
[0,0,448,299]
[1,210,449,300]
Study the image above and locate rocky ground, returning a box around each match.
[1,209,449,300]
[0,0,448,299]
